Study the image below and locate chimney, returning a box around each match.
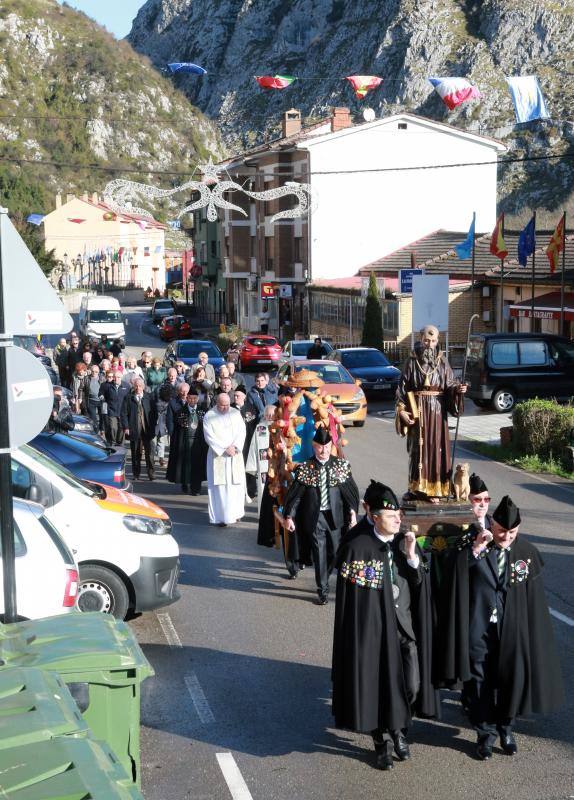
[82,192,89,202]
[55,193,62,209]
[282,108,302,138]
[331,107,353,132]
[92,192,99,204]
[66,193,75,204]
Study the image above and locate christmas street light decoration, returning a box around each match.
[103,161,316,225]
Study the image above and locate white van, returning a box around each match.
[11,445,180,619]
[78,295,126,344]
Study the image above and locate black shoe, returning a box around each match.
[476,741,493,761]
[133,473,140,480]
[148,471,155,481]
[314,595,328,605]
[190,490,199,495]
[391,732,411,761]
[182,485,189,493]
[500,733,517,756]
[375,747,394,771]
[287,571,298,580]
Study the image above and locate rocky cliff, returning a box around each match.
[128,0,574,225]
[0,0,223,220]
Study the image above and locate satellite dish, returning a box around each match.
[363,107,375,122]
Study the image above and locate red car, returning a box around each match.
[238,334,282,370]
[159,315,192,341]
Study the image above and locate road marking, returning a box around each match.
[216,753,254,800]
[550,608,574,628]
[184,673,215,724]
[157,612,183,647]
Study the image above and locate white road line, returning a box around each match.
[184,673,216,724]
[216,753,254,800]
[550,608,574,627]
[156,612,183,647]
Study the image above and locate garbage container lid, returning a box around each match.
[0,667,88,749]
[0,736,145,798]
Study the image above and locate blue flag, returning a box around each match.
[518,216,536,266]
[26,213,44,225]
[506,76,550,124]
[455,215,476,260]
[167,62,207,76]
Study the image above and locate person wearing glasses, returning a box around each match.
[469,473,491,532]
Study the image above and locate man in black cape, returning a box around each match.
[439,495,564,760]
[332,480,438,771]
[283,427,359,603]
[166,386,207,494]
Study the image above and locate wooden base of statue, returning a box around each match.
[401,496,475,540]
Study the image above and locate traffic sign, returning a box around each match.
[6,346,53,448]
[412,274,449,332]
[0,211,73,335]
[399,268,424,294]
[278,284,292,299]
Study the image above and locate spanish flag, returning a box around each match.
[490,214,508,259]
[546,214,565,274]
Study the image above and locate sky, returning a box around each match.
[56,1,145,39]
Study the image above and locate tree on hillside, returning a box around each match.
[14,218,58,277]
[361,271,383,349]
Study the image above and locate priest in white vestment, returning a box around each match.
[203,392,247,526]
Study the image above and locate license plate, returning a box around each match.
[373,383,390,390]
[257,359,272,363]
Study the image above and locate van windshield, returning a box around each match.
[20,444,95,497]
[87,310,122,323]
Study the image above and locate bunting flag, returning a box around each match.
[255,75,296,89]
[546,215,565,274]
[345,75,382,99]
[490,214,508,259]
[26,213,44,225]
[154,245,163,253]
[144,246,150,257]
[135,219,148,230]
[67,218,86,224]
[506,76,550,123]
[428,77,481,110]
[518,216,536,266]
[167,62,207,76]
[455,215,476,260]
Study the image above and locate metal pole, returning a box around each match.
[349,295,352,346]
[0,210,17,622]
[450,313,479,495]
[471,211,476,318]
[530,211,537,326]
[560,211,566,336]
[499,213,505,332]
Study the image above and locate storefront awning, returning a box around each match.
[509,291,574,321]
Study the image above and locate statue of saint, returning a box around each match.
[395,325,467,502]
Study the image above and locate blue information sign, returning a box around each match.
[399,268,424,294]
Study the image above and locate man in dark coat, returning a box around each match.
[99,370,128,445]
[306,337,329,359]
[439,495,564,760]
[247,373,278,420]
[120,377,156,480]
[332,480,438,771]
[468,472,492,532]
[283,427,359,604]
[166,386,207,494]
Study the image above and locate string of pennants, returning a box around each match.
[167,63,550,124]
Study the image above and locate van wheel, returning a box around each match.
[491,389,515,413]
[353,420,365,427]
[77,565,130,619]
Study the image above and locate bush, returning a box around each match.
[512,399,574,460]
[216,324,245,357]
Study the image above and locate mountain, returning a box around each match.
[0,0,223,223]
[128,0,574,227]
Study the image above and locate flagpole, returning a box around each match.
[471,211,476,317]
[530,210,537,326]
[560,210,566,336]
[499,213,505,331]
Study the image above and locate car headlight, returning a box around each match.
[352,389,365,400]
[122,514,172,535]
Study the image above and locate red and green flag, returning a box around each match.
[255,75,296,89]
[345,75,382,99]
[490,214,508,260]
[546,214,565,274]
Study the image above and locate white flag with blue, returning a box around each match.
[506,76,550,123]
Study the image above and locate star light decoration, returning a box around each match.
[103,160,316,224]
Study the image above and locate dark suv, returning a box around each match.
[466,333,574,412]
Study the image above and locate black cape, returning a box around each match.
[166,408,207,486]
[332,517,439,734]
[438,534,564,717]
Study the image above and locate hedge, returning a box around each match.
[216,324,245,357]
[512,399,574,459]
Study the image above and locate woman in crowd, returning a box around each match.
[190,366,213,410]
[146,357,166,392]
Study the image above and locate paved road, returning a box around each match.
[62,305,574,798]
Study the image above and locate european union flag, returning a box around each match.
[455,215,476,260]
[518,216,536,266]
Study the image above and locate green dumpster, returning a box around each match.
[0,667,89,748]
[0,736,144,799]
[0,612,154,785]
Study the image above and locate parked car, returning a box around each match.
[79,295,126,345]
[1,498,79,621]
[280,339,334,365]
[278,359,368,426]
[331,347,401,395]
[14,336,58,384]
[466,332,574,412]
[30,431,129,490]
[159,314,192,341]
[152,298,177,325]
[11,444,180,619]
[239,334,283,371]
[164,339,225,371]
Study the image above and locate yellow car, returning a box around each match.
[277,359,368,427]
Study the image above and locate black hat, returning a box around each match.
[187,385,199,396]
[469,473,488,495]
[235,384,247,395]
[492,495,521,529]
[313,427,332,445]
[363,479,400,512]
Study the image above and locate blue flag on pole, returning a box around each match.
[517,216,536,266]
[26,213,44,225]
[167,62,207,76]
[505,76,550,123]
[455,215,476,260]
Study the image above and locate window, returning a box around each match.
[11,461,32,499]
[0,520,26,558]
[250,236,256,258]
[210,239,217,257]
[490,342,518,366]
[294,238,301,262]
[87,310,122,323]
[519,341,547,365]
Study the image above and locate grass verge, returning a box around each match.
[467,441,574,481]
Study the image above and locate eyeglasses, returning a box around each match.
[471,496,491,504]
